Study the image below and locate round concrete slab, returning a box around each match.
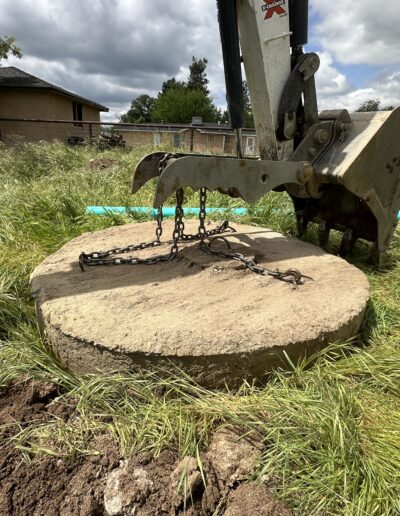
[31,221,370,388]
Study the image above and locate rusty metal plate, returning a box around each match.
[131,152,169,194]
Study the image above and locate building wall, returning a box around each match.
[190,130,226,154]
[121,130,163,148]
[0,89,102,143]
[117,128,258,156]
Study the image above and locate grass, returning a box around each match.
[0,141,400,515]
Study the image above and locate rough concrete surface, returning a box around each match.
[30,220,370,387]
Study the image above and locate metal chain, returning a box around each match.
[179,219,236,241]
[198,186,208,240]
[178,186,236,241]
[197,187,309,288]
[79,153,309,287]
[155,205,163,243]
[79,154,180,271]
[170,188,184,258]
[79,190,186,270]
[200,238,309,288]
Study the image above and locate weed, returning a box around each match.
[0,142,399,514]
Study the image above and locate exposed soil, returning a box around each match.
[0,380,291,515]
[224,484,292,516]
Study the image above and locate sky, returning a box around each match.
[1,0,400,121]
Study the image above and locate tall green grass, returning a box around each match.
[0,141,399,515]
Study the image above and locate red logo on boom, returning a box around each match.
[262,0,286,19]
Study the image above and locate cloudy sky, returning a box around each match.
[1,0,400,121]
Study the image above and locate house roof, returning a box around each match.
[0,67,109,112]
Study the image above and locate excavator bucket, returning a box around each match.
[289,108,400,263]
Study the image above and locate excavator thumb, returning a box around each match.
[132,108,400,264]
[152,156,313,206]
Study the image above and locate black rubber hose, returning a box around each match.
[216,0,244,130]
[289,0,309,48]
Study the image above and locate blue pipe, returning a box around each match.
[86,206,248,217]
[86,206,400,221]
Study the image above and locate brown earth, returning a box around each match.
[0,380,292,515]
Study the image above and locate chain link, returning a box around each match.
[200,237,308,288]
[155,205,163,243]
[197,188,309,288]
[198,186,208,240]
[79,153,179,270]
[79,190,184,270]
[178,187,236,241]
[78,155,233,271]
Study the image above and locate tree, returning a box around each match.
[356,99,397,112]
[215,82,254,127]
[243,80,254,128]
[120,94,156,123]
[356,99,380,112]
[0,35,22,63]
[161,78,186,94]
[151,84,217,123]
[122,57,217,124]
[217,109,230,124]
[187,57,209,95]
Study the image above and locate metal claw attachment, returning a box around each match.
[151,155,313,207]
[132,152,174,194]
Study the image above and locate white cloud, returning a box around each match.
[316,52,351,98]
[2,0,222,119]
[309,0,400,111]
[1,0,399,119]
[310,0,400,66]
[318,71,400,112]
[315,53,400,111]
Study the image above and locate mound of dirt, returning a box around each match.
[87,158,121,170]
[224,484,292,516]
[0,381,292,515]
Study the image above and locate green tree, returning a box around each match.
[217,109,230,124]
[215,82,254,128]
[356,99,380,112]
[356,99,397,112]
[151,84,217,123]
[187,57,209,95]
[123,57,218,124]
[0,35,22,63]
[243,80,254,128]
[120,94,156,123]
[161,78,186,94]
